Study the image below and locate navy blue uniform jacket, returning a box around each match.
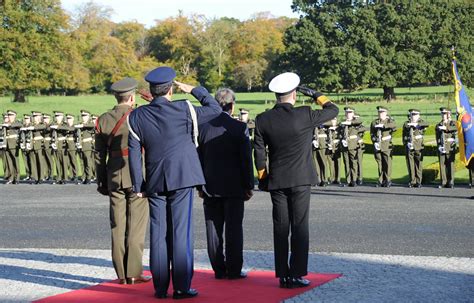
[197,112,254,198]
[127,86,222,194]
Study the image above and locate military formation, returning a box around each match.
[0,104,463,189]
[1,110,97,184]
[308,106,459,188]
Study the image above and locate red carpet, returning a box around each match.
[35,270,341,303]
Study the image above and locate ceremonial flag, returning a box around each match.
[452,57,474,166]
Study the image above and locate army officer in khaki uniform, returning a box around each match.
[95,77,150,285]
[370,106,397,187]
[76,110,95,184]
[402,109,429,188]
[436,108,457,188]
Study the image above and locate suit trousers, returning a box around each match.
[203,197,244,277]
[148,188,195,296]
[30,150,44,181]
[109,188,149,279]
[80,149,94,180]
[374,150,392,184]
[313,149,328,183]
[43,148,54,178]
[55,149,68,181]
[406,149,423,185]
[67,150,79,178]
[270,185,310,278]
[327,151,341,183]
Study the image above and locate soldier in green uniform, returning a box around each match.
[324,117,341,185]
[239,108,255,139]
[76,110,95,184]
[95,78,150,284]
[402,109,429,188]
[65,114,80,183]
[50,112,69,184]
[3,110,22,184]
[1,113,9,181]
[42,114,54,181]
[20,114,33,181]
[27,111,47,184]
[371,106,397,187]
[313,125,329,186]
[340,107,363,187]
[354,113,367,185]
[436,108,457,188]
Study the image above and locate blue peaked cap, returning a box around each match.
[145,66,176,85]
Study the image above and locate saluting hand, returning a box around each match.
[139,90,153,102]
[174,81,195,94]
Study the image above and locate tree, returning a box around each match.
[284,0,474,99]
[0,0,70,101]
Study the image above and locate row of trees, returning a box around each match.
[0,0,473,102]
[0,0,292,101]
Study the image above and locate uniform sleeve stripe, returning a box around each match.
[127,115,140,142]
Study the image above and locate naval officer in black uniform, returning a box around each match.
[253,72,339,288]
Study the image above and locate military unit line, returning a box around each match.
[0,104,462,188]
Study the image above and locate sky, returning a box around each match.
[61,0,299,26]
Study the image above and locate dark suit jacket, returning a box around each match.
[198,112,254,198]
[254,102,339,190]
[128,86,222,194]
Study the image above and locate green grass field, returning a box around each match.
[1,85,473,183]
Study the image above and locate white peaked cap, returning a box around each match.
[268,72,300,94]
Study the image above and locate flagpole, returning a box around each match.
[450,46,456,110]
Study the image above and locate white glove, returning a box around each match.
[407,123,417,127]
[312,140,319,148]
[342,140,348,147]
[407,142,413,150]
[438,125,446,130]
[1,124,8,127]
[374,142,381,151]
[375,124,384,128]
[50,125,58,129]
[74,124,84,128]
[438,146,446,154]
[329,126,337,130]
[341,121,351,126]
[20,127,26,131]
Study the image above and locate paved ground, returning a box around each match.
[0,184,473,302]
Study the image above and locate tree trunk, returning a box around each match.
[383,86,395,102]
[13,90,27,103]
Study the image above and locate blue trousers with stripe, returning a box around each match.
[148,188,194,295]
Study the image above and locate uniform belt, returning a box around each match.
[33,136,44,140]
[110,148,144,158]
[57,137,66,140]
[382,135,392,141]
[317,134,327,138]
[349,135,358,139]
[6,135,18,139]
[67,137,74,141]
[414,135,423,139]
[82,137,93,142]
[446,138,455,142]
[44,138,51,141]
[358,139,364,143]
[333,139,340,143]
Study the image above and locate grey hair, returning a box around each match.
[215,88,236,112]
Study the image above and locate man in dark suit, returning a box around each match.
[127,66,221,299]
[197,88,254,280]
[254,72,339,288]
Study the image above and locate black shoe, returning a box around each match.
[22,177,31,181]
[215,273,227,280]
[332,181,341,185]
[348,182,356,187]
[12,180,19,185]
[34,180,43,185]
[5,180,13,184]
[82,179,91,185]
[318,181,327,187]
[228,271,247,280]
[288,277,311,288]
[56,180,64,185]
[356,180,363,186]
[446,184,454,188]
[438,184,444,189]
[407,183,413,188]
[173,289,198,299]
[154,293,168,299]
[279,277,290,288]
[386,182,392,188]
[414,183,421,188]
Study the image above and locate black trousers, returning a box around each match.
[203,197,244,277]
[270,185,310,278]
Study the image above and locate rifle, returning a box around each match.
[0,124,6,149]
[75,125,82,150]
[51,128,58,151]
[439,122,447,154]
[374,120,382,151]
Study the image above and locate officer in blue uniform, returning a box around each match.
[127,66,221,299]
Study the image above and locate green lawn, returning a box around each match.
[1,85,473,183]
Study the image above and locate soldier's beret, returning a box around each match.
[269,72,300,94]
[408,109,420,115]
[440,107,451,113]
[111,77,138,96]
[344,107,355,112]
[377,106,388,112]
[145,66,176,85]
[240,108,250,114]
[6,110,16,115]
